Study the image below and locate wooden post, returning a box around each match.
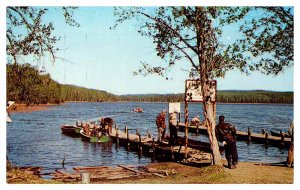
[147,129,152,138]
[178,113,181,123]
[262,128,266,135]
[115,123,117,130]
[265,132,269,145]
[138,134,142,152]
[151,137,155,153]
[184,81,189,159]
[158,126,162,143]
[125,126,127,134]
[280,130,285,147]
[136,128,140,135]
[116,127,119,147]
[126,128,130,148]
[248,127,252,142]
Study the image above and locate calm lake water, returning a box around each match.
[7,102,293,176]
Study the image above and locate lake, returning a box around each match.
[7,102,293,175]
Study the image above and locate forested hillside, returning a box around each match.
[7,64,293,104]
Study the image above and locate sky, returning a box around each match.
[5,6,295,95]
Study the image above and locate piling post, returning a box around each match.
[147,129,152,138]
[247,127,252,142]
[138,134,142,152]
[184,85,189,159]
[178,113,181,123]
[116,127,119,147]
[126,128,130,148]
[280,130,285,148]
[265,132,269,145]
[115,123,117,130]
[158,127,162,143]
[125,126,127,134]
[262,129,266,135]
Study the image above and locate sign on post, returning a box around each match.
[168,102,181,113]
[185,80,216,102]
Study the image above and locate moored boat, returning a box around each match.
[61,125,82,136]
[80,129,110,143]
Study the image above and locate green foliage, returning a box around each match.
[6,6,79,64]
[6,64,293,104]
[220,7,293,75]
[113,6,293,78]
[118,91,293,104]
[6,64,117,104]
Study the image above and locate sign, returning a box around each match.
[168,102,181,113]
[185,80,217,102]
[185,80,203,102]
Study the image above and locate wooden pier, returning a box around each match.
[108,126,213,165]
[177,123,291,148]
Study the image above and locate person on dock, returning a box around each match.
[169,112,178,145]
[156,110,166,142]
[191,115,201,127]
[286,120,294,167]
[216,115,238,169]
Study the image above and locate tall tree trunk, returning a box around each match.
[204,100,222,166]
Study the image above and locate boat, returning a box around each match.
[133,107,143,113]
[6,101,15,123]
[80,129,110,143]
[270,130,291,138]
[61,125,82,136]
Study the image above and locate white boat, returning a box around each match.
[6,101,15,123]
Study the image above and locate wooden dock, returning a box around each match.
[108,127,213,165]
[177,123,291,148]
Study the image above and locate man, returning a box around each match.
[156,110,166,142]
[169,112,178,145]
[287,121,294,167]
[191,115,201,126]
[216,115,238,169]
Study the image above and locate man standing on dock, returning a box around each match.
[216,115,238,169]
[287,121,294,167]
[156,110,166,142]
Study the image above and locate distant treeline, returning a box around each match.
[7,64,293,104]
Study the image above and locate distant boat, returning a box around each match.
[133,107,143,113]
[6,101,15,123]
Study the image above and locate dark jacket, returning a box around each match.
[216,122,236,142]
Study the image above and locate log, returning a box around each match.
[117,165,140,174]
[152,173,165,178]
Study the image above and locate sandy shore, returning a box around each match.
[8,103,60,113]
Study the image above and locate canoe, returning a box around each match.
[61,125,82,136]
[80,129,110,143]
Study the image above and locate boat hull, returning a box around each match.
[80,129,110,143]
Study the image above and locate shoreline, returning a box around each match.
[8,103,61,113]
[7,160,293,184]
[8,101,292,114]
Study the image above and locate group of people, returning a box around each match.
[82,117,113,137]
[155,110,202,145]
[156,110,239,169]
[155,110,179,145]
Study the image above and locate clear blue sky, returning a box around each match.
[27,7,294,95]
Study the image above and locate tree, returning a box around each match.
[113,6,293,166]
[6,6,79,65]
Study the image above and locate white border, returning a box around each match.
[1,1,298,190]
